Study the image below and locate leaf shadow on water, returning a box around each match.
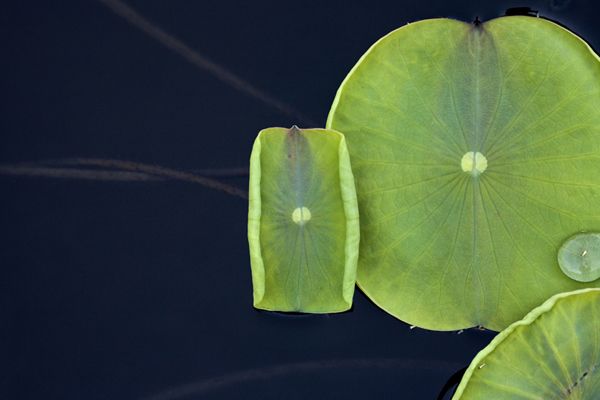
[436,366,468,400]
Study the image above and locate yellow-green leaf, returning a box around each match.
[327,16,600,330]
[247,126,359,313]
[454,288,600,399]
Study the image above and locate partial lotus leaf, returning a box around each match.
[326,16,600,330]
[453,288,600,399]
[247,126,359,313]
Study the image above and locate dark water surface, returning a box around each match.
[1,1,598,399]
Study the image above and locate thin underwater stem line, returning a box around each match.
[41,157,249,178]
[0,158,248,199]
[141,357,462,400]
[0,165,161,182]
[96,0,316,126]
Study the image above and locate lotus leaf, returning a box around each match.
[248,126,359,313]
[327,16,600,330]
[453,288,600,399]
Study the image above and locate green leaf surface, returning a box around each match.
[326,16,600,330]
[247,126,359,313]
[453,288,600,399]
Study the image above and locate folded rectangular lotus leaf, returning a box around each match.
[248,126,359,313]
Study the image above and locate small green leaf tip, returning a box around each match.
[558,233,600,282]
[247,127,359,313]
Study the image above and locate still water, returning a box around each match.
[2,0,597,398]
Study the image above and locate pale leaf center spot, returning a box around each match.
[292,207,311,225]
[461,151,487,175]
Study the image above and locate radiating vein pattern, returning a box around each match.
[454,289,600,399]
[248,127,359,313]
[327,16,600,330]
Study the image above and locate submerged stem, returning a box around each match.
[141,358,461,400]
[0,158,248,199]
[96,0,316,126]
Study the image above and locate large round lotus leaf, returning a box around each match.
[326,16,600,330]
[453,288,600,399]
[248,126,359,313]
